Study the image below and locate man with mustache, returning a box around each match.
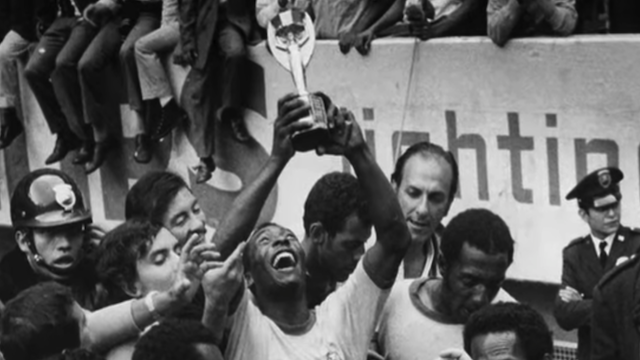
[0,169,104,309]
[391,142,458,279]
[554,167,640,360]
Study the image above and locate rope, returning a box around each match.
[393,36,421,163]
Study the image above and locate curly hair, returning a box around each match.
[133,318,220,360]
[125,171,190,223]
[463,302,553,360]
[391,141,459,205]
[0,282,80,360]
[303,172,371,237]
[95,219,162,305]
[441,208,514,265]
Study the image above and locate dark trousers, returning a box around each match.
[78,18,124,139]
[182,10,247,158]
[24,17,98,139]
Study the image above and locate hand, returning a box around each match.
[83,1,118,28]
[316,107,366,156]
[436,348,473,360]
[169,234,221,303]
[271,93,312,161]
[174,41,198,67]
[202,242,246,305]
[84,222,110,249]
[559,286,583,302]
[338,31,375,55]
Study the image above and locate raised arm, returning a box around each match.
[318,109,410,288]
[212,94,312,259]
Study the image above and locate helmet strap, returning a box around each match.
[26,237,74,278]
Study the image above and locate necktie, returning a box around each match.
[599,240,608,268]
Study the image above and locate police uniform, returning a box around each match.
[591,254,640,360]
[553,167,640,360]
[0,169,99,309]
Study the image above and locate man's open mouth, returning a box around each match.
[271,250,297,271]
[53,255,75,267]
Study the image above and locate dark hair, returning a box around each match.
[125,171,190,223]
[132,318,218,360]
[391,142,459,204]
[0,282,81,360]
[303,172,371,237]
[95,219,162,304]
[441,209,514,265]
[463,302,553,360]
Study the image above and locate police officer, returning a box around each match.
[0,169,102,309]
[553,167,640,360]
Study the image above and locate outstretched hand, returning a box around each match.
[169,234,221,304]
[271,93,313,161]
[202,242,246,305]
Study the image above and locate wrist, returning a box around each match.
[345,142,370,161]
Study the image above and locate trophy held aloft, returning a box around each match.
[267,8,329,152]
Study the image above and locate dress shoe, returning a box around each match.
[0,108,23,149]
[85,138,114,174]
[45,135,80,165]
[152,99,184,140]
[193,157,216,184]
[221,107,251,143]
[73,141,94,165]
[134,134,152,164]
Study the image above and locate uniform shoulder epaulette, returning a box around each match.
[598,254,640,289]
[566,235,589,249]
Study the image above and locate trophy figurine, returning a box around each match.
[267,7,329,152]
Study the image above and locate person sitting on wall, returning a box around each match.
[487,0,577,47]
[173,0,261,183]
[0,0,40,150]
[0,169,105,309]
[376,208,516,360]
[256,0,408,55]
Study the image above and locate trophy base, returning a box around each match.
[292,94,329,152]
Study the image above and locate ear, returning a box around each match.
[391,177,399,193]
[15,230,31,254]
[244,271,254,288]
[123,279,144,298]
[309,222,328,245]
[578,208,590,224]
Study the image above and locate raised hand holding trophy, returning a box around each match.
[267,6,329,152]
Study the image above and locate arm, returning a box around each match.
[85,234,218,352]
[529,0,577,35]
[553,252,592,330]
[487,0,525,46]
[339,0,406,55]
[212,93,312,259]
[591,286,619,360]
[319,110,410,288]
[420,0,483,39]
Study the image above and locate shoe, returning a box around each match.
[0,108,24,149]
[45,134,80,165]
[134,134,152,164]
[152,99,183,141]
[85,138,114,174]
[221,107,251,143]
[193,157,216,184]
[73,141,94,165]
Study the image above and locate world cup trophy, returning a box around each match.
[267,6,329,152]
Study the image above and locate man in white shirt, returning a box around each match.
[377,208,515,360]
[201,93,411,360]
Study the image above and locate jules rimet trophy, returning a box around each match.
[267,6,329,152]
